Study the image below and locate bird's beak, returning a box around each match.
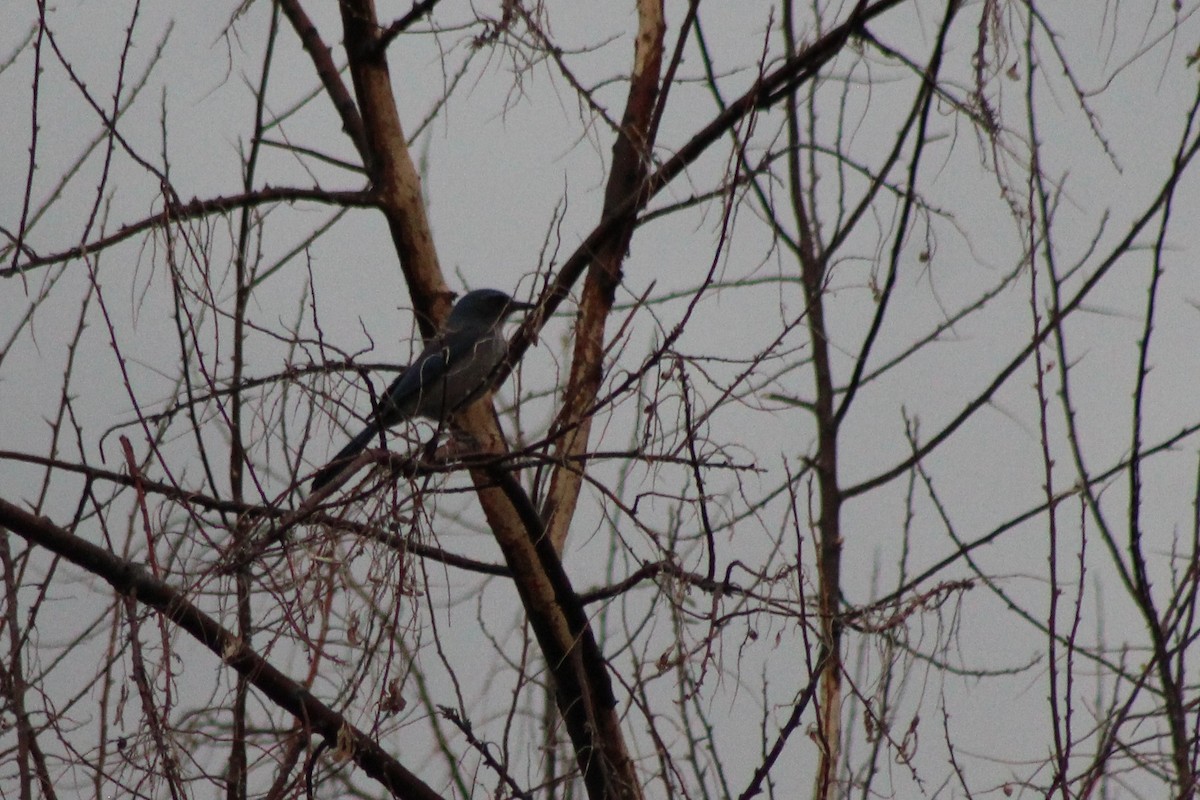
[507,299,536,316]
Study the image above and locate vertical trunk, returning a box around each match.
[541,0,665,553]
[783,5,843,795]
[339,0,449,334]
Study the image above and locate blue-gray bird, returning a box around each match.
[311,289,534,492]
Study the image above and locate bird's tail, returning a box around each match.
[310,425,379,493]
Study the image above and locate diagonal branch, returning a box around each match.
[375,0,443,55]
[503,0,909,373]
[339,0,448,333]
[0,496,445,800]
[450,400,643,800]
[277,0,369,159]
[539,0,666,556]
[1,187,375,277]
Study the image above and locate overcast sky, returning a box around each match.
[4,2,1200,798]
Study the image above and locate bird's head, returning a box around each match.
[445,288,535,331]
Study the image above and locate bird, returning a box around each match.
[310,288,534,492]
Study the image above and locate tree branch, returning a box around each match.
[2,187,375,277]
[0,496,445,800]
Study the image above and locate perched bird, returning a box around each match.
[310,288,534,492]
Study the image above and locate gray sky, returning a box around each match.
[3,2,1200,797]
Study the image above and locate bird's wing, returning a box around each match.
[372,338,452,426]
[309,341,447,492]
